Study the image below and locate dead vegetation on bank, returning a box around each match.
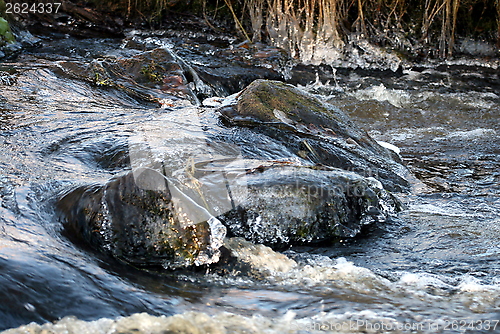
[241,0,499,59]
[1,0,499,59]
[89,0,500,59]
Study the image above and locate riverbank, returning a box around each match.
[1,0,499,66]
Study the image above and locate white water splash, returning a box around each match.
[376,141,401,154]
[351,84,411,108]
[434,129,496,141]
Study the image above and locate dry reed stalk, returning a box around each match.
[387,0,406,29]
[437,0,459,57]
[223,0,252,41]
[247,0,265,41]
[497,0,500,47]
[263,0,344,62]
[422,0,446,44]
[356,0,367,36]
[318,0,342,46]
[449,0,459,55]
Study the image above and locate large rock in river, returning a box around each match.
[56,48,202,104]
[219,79,410,192]
[216,165,402,248]
[57,168,226,269]
[56,80,409,267]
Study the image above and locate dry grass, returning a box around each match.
[261,0,344,62]
[234,0,499,59]
[497,0,500,46]
[89,0,499,59]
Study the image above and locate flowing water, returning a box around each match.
[0,33,499,333]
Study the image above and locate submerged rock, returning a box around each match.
[120,32,291,97]
[219,79,410,192]
[130,141,402,248]
[57,168,226,269]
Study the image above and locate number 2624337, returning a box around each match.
[6,2,62,14]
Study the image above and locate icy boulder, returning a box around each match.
[218,165,402,248]
[219,79,410,192]
[57,168,226,269]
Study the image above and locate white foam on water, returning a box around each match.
[373,126,454,145]
[350,84,411,108]
[395,272,500,313]
[375,129,416,142]
[225,237,298,275]
[298,72,344,96]
[4,252,500,334]
[282,256,391,293]
[458,275,494,293]
[202,91,241,108]
[0,309,439,334]
[5,274,499,334]
[433,128,496,141]
[399,272,456,291]
[202,96,226,107]
[226,240,500,313]
[376,141,400,154]
[456,276,500,313]
[416,90,499,110]
[408,203,473,217]
[443,58,500,69]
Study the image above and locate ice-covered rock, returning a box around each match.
[219,79,410,192]
[57,168,226,269]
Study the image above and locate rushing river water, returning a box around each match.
[0,33,499,333]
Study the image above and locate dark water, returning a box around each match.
[0,34,499,333]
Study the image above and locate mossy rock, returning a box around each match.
[0,17,15,45]
[220,79,410,192]
[231,80,359,139]
[57,169,226,269]
[56,48,196,103]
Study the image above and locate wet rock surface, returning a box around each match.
[50,36,291,105]
[184,41,290,96]
[220,79,410,192]
[56,48,199,104]
[35,32,412,268]
[57,169,226,269]
[218,166,402,248]
[55,78,408,265]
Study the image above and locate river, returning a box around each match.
[0,32,499,333]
